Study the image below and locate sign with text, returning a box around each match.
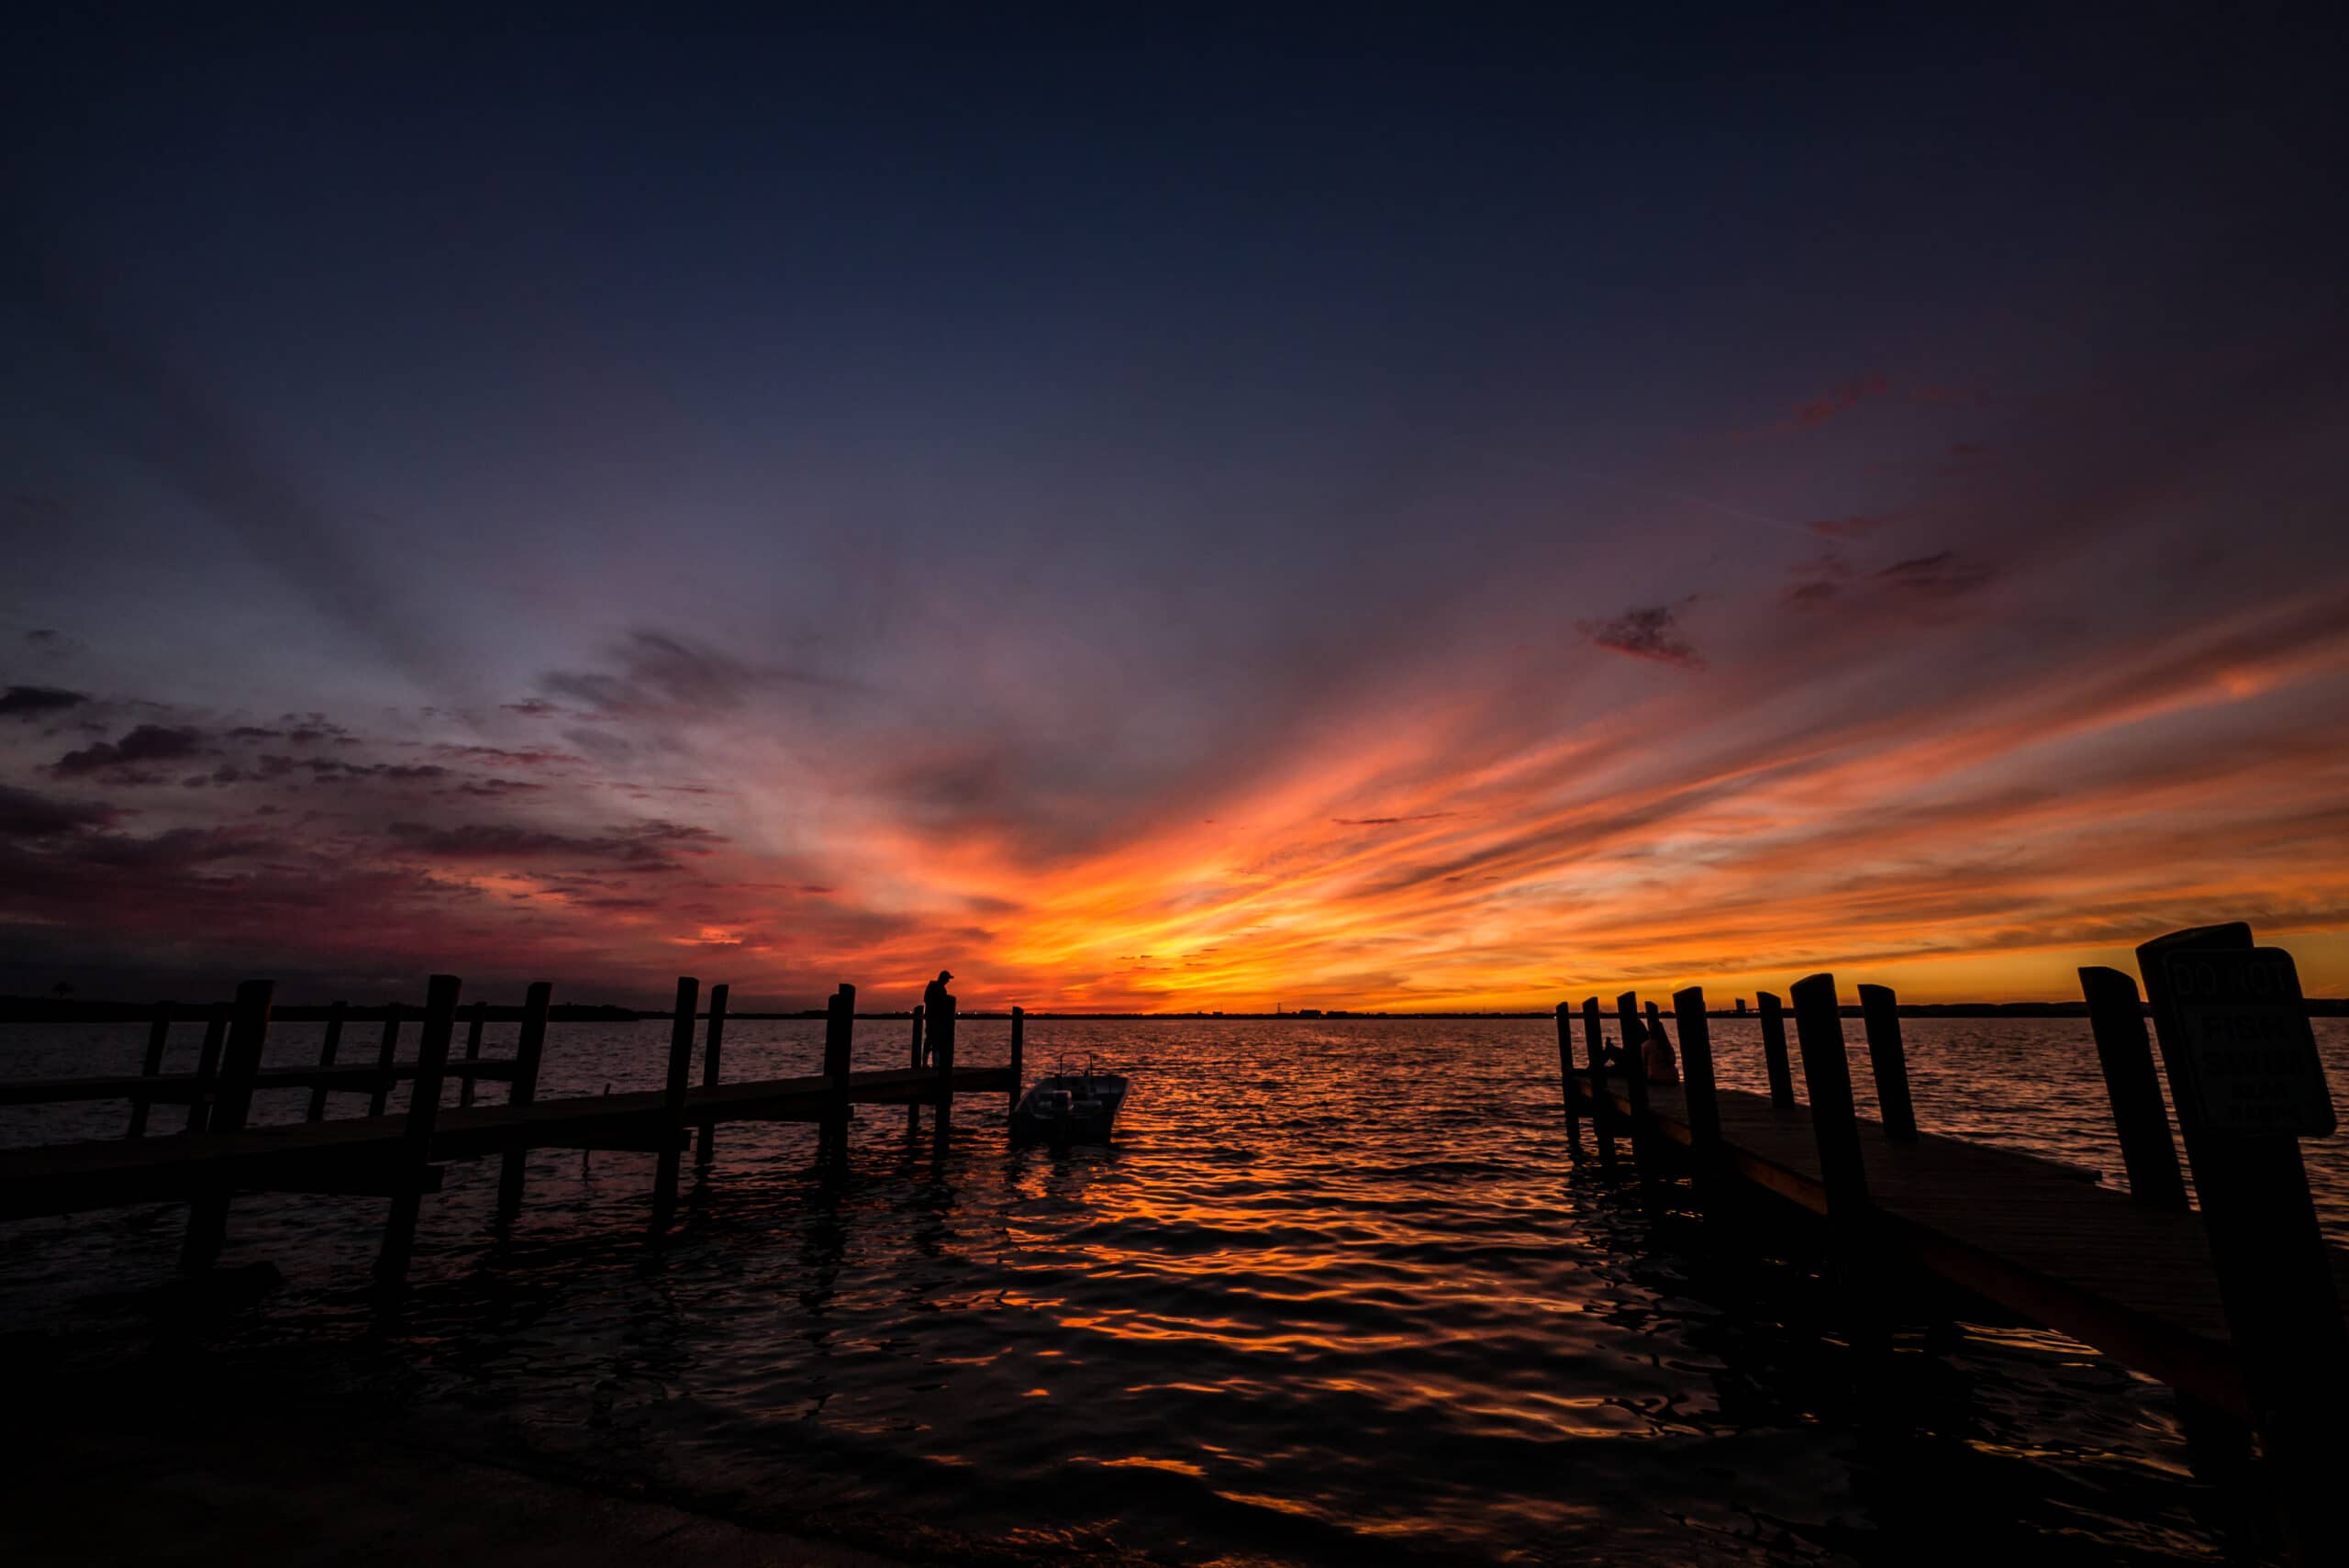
[2161,947,2336,1136]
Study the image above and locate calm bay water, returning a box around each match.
[6,1015,2349,1564]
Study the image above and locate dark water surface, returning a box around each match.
[6,1016,2348,1565]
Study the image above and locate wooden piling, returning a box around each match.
[1553,1002,1580,1151]
[1754,991,1797,1110]
[496,981,553,1221]
[186,1003,228,1134]
[1009,1005,1025,1113]
[459,1000,486,1108]
[651,976,699,1228]
[2076,965,2188,1210]
[2136,925,2347,1567]
[906,1003,926,1132]
[182,979,274,1272]
[932,987,957,1112]
[1787,973,1867,1215]
[822,984,856,1161]
[374,973,461,1285]
[696,983,729,1166]
[1854,984,1918,1141]
[1670,986,1721,1168]
[306,1001,347,1122]
[822,984,854,1081]
[1613,993,1652,1155]
[1580,997,1616,1168]
[127,1003,173,1138]
[368,1005,403,1118]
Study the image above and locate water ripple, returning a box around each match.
[6,1015,2346,1564]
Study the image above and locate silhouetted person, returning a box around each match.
[920,970,952,1065]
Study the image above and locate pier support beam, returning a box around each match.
[306,1001,347,1122]
[2137,925,2347,1568]
[1009,1006,1025,1116]
[1788,974,1867,1216]
[696,983,729,1167]
[368,1006,403,1118]
[458,1001,486,1108]
[1613,994,1653,1162]
[1855,984,1918,1141]
[127,1003,173,1138]
[1553,1002,1580,1152]
[1671,986,1722,1184]
[2076,966,2188,1210]
[186,1004,228,1135]
[374,974,460,1285]
[182,979,274,1272]
[651,976,698,1231]
[495,982,553,1222]
[822,984,855,1159]
[1755,991,1797,1110]
[1580,998,1616,1169]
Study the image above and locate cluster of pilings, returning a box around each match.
[1549,922,2344,1567]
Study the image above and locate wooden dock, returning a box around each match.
[0,971,1023,1285]
[1553,924,2348,1565]
[0,1063,1011,1223]
[1564,1072,2349,1420]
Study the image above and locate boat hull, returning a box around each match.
[1010,1073,1130,1145]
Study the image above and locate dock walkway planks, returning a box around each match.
[1569,1073,2349,1419]
[0,1063,1013,1221]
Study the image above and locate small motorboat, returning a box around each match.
[1010,1058,1130,1145]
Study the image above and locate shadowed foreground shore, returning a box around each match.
[0,1362,1152,1568]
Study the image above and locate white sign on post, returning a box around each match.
[2162,948,2336,1136]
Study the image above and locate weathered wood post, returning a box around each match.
[824,981,855,1090]
[210,979,273,1136]
[932,986,957,1109]
[1580,997,1616,1168]
[1009,1005,1025,1114]
[1854,984,1918,1141]
[374,973,461,1285]
[1672,986,1722,1178]
[2136,925,2346,1567]
[306,1000,347,1122]
[906,1003,926,1132]
[1553,1001,1581,1151]
[128,1002,173,1138]
[182,979,274,1271]
[651,975,699,1229]
[2076,966,2188,1210]
[1613,993,1652,1159]
[458,999,487,1108]
[1755,991,1797,1110]
[696,983,729,1166]
[1788,973,1868,1217]
[368,1004,404,1118]
[2077,964,2246,1501]
[186,1002,228,1133]
[819,984,856,1162]
[495,981,553,1222]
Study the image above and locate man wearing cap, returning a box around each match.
[920,970,953,1065]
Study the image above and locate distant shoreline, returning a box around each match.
[6,995,2346,1022]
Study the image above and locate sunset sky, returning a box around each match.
[5,12,2346,1007]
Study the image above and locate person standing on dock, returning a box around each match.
[920,970,952,1065]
